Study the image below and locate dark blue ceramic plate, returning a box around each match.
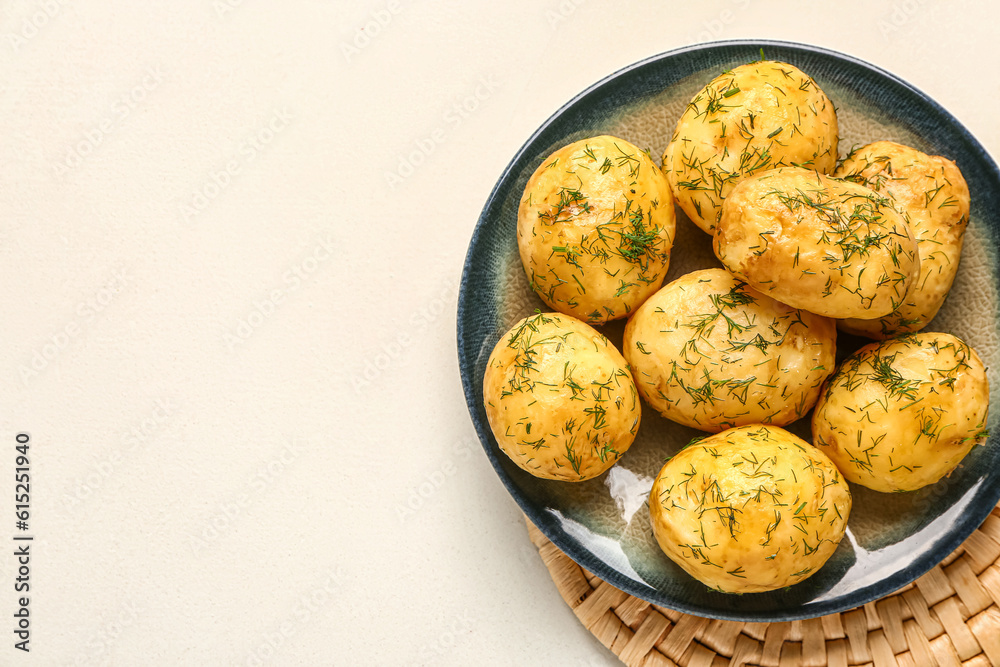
[457,40,1000,621]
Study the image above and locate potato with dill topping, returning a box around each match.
[517,136,675,324]
[812,332,989,493]
[482,312,641,481]
[715,166,919,319]
[623,268,836,432]
[649,424,851,594]
[835,141,971,339]
[662,60,838,234]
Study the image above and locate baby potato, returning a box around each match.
[518,135,675,324]
[662,60,838,234]
[623,269,836,432]
[482,312,641,481]
[835,141,971,338]
[812,332,989,492]
[650,424,851,594]
[715,166,920,319]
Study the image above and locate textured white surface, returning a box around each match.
[0,1,998,665]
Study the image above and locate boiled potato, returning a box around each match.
[649,424,851,593]
[812,332,989,492]
[482,312,640,481]
[835,141,971,338]
[623,268,836,432]
[662,60,838,234]
[715,166,920,319]
[518,136,675,323]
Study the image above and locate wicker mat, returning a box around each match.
[525,503,1000,667]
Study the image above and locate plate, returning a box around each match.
[456,39,1000,621]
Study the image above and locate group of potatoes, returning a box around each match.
[482,59,990,594]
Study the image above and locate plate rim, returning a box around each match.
[456,38,1000,621]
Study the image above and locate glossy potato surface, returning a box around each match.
[518,136,675,323]
[812,332,989,492]
[715,167,919,319]
[483,312,641,481]
[663,60,838,234]
[650,424,852,593]
[623,269,836,432]
[835,141,970,338]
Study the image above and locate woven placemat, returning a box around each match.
[526,502,1000,667]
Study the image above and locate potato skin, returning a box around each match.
[835,141,971,338]
[812,332,989,492]
[623,269,836,432]
[715,166,920,319]
[662,60,838,234]
[482,312,640,481]
[517,136,675,324]
[649,424,851,594]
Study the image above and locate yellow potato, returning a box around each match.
[812,332,989,492]
[623,268,836,432]
[518,136,675,323]
[663,60,838,234]
[482,312,640,481]
[715,166,920,319]
[835,141,971,338]
[649,424,851,593]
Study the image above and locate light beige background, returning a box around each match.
[0,1,997,665]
